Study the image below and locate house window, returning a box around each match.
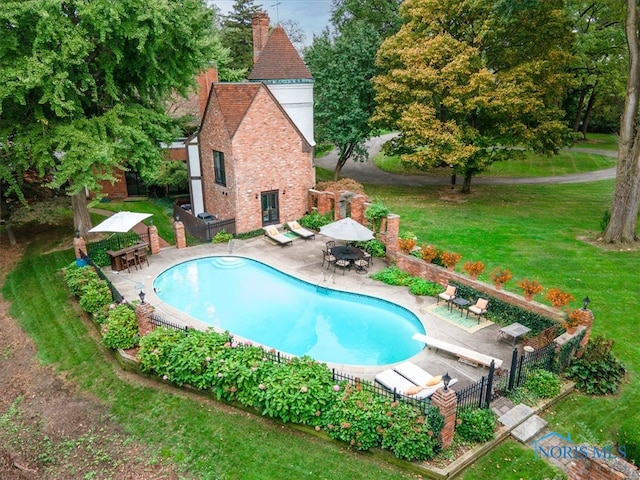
[213,151,226,186]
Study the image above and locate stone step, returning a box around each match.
[511,415,549,443]
[497,403,534,429]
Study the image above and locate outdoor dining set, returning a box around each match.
[322,241,372,274]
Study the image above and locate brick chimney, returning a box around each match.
[252,12,270,64]
[196,67,218,121]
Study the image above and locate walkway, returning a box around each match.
[314,133,617,186]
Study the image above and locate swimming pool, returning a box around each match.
[153,256,425,366]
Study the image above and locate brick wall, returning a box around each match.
[198,85,314,233]
[98,169,128,199]
[568,456,639,480]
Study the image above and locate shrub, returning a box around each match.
[259,356,337,426]
[462,261,485,278]
[323,385,388,451]
[420,244,438,263]
[524,369,561,398]
[381,403,443,460]
[409,277,442,296]
[398,231,418,253]
[455,408,497,443]
[78,282,112,314]
[618,417,640,466]
[138,327,188,375]
[354,238,386,258]
[299,210,333,230]
[64,263,102,297]
[489,267,512,286]
[516,278,544,297]
[440,251,462,269]
[212,229,233,244]
[567,335,626,395]
[370,266,413,286]
[545,288,575,308]
[364,199,389,234]
[101,304,139,350]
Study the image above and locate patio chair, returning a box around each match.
[375,369,433,400]
[466,298,489,323]
[135,244,149,268]
[123,249,138,273]
[393,361,458,397]
[321,249,336,269]
[325,240,335,250]
[437,284,457,307]
[334,257,350,274]
[263,226,293,247]
[286,221,315,239]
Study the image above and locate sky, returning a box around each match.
[212,0,333,45]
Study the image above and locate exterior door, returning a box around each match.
[261,191,279,225]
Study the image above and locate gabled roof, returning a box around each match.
[211,83,262,137]
[248,25,312,81]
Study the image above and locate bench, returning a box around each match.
[412,333,503,369]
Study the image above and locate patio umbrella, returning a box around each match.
[89,211,152,233]
[320,217,374,242]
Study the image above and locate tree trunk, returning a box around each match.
[461,173,472,194]
[332,143,355,181]
[602,0,640,244]
[72,189,92,238]
[572,89,586,133]
[580,88,597,139]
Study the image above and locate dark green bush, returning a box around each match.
[409,277,442,296]
[138,327,188,375]
[298,210,333,230]
[524,369,561,398]
[323,386,389,451]
[101,304,139,350]
[381,403,443,460]
[78,282,112,314]
[212,229,233,244]
[63,263,102,296]
[370,266,413,286]
[354,238,386,258]
[567,335,626,395]
[455,408,497,443]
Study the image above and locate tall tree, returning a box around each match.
[0,0,217,236]
[220,0,262,74]
[372,0,575,193]
[602,0,640,243]
[305,21,382,180]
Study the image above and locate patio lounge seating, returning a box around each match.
[412,333,503,368]
[287,221,315,239]
[437,284,457,306]
[263,226,293,247]
[374,369,433,400]
[466,298,489,322]
[393,361,458,395]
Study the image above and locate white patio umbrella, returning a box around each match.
[89,211,152,233]
[320,217,374,242]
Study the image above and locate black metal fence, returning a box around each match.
[86,231,148,257]
[456,361,496,410]
[150,314,189,332]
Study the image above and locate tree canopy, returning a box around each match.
[372,0,575,193]
[0,0,218,234]
[220,0,263,74]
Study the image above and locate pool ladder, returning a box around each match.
[316,271,334,293]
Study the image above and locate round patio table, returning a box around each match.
[331,246,366,272]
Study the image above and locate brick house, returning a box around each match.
[186,12,315,233]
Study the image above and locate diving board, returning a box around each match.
[412,333,503,369]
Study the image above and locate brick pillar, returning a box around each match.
[574,308,594,358]
[317,192,335,217]
[174,221,186,249]
[73,235,87,259]
[148,224,160,254]
[380,214,400,258]
[135,301,155,338]
[430,386,458,449]
[350,194,366,224]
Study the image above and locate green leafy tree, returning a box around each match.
[602,0,640,244]
[220,0,263,74]
[0,0,218,236]
[331,0,403,37]
[372,0,575,193]
[305,21,383,180]
[566,0,626,138]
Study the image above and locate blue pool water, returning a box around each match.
[153,256,425,366]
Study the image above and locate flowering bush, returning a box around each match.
[489,267,512,286]
[398,231,418,253]
[420,244,438,263]
[440,251,462,269]
[516,278,544,297]
[462,261,485,278]
[381,402,443,460]
[545,288,575,308]
[565,309,584,329]
[101,304,139,350]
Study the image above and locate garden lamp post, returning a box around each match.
[582,297,590,310]
[139,290,146,304]
[442,372,451,392]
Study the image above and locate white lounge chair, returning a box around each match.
[393,361,458,396]
[375,369,433,400]
[286,221,315,239]
[412,333,503,369]
[263,226,293,247]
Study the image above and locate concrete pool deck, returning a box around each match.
[103,233,518,390]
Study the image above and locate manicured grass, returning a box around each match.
[373,150,615,177]
[2,240,415,479]
[92,199,176,245]
[461,439,565,480]
[365,180,640,456]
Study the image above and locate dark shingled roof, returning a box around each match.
[248,25,312,81]
[212,83,262,137]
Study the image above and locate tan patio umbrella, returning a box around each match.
[319,217,374,242]
[89,211,152,233]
